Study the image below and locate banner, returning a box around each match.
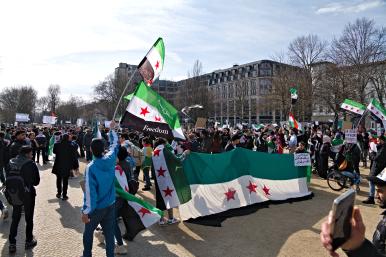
[15,113,30,122]
[179,148,311,220]
[43,115,57,124]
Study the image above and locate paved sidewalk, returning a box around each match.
[0,160,383,257]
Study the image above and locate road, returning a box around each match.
[0,160,382,257]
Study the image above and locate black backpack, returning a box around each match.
[4,156,31,206]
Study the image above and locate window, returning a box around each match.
[259,62,272,77]
[259,79,272,95]
[251,80,257,95]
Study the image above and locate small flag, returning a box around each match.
[289,113,302,131]
[48,136,55,156]
[120,81,185,140]
[124,92,134,101]
[367,99,386,128]
[138,38,165,86]
[152,144,192,209]
[115,166,162,240]
[340,99,366,116]
[290,88,298,104]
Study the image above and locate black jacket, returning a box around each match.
[52,141,79,177]
[370,144,386,176]
[6,155,40,197]
[83,132,93,147]
[345,210,386,256]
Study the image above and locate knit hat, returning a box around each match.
[323,135,331,144]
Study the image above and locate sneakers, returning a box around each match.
[95,230,105,245]
[1,208,9,220]
[362,197,375,204]
[167,217,180,225]
[9,243,16,253]
[25,239,37,249]
[115,244,127,255]
[158,218,168,226]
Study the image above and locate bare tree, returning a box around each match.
[56,96,84,123]
[0,86,37,122]
[369,62,386,106]
[288,34,327,72]
[47,84,61,113]
[329,17,386,102]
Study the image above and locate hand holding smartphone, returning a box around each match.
[330,189,356,251]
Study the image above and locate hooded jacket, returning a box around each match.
[81,130,119,215]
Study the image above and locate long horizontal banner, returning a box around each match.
[179,148,311,220]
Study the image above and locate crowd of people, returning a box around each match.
[1,122,386,256]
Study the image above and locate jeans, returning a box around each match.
[56,174,69,197]
[36,147,47,163]
[134,166,140,181]
[114,200,123,246]
[9,195,35,244]
[369,181,375,197]
[83,204,115,257]
[143,167,151,187]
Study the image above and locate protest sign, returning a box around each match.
[345,129,357,144]
[195,117,207,129]
[43,116,57,124]
[15,113,30,122]
[294,153,311,167]
[104,120,112,128]
[76,118,83,127]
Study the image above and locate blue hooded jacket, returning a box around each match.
[82,130,119,215]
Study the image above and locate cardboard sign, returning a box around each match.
[345,129,357,144]
[195,117,207,129]
[294,153,311,167]
[342,121,352,130]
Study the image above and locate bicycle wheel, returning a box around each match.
[327,171,346,191]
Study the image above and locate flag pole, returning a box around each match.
[112,69,138,121]
[355,109,368,130]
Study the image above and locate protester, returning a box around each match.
[52,134,79,200]
[288,129,298,153]
[81,121,119,257]
[141,137,153,191]
[6,146,40,253]
[225,134,240,152]
[321,169,386,256]
[83,129,93,162]
[9,130,28,159]
[318,135,332,179]
[35,130,47,164]
[363,135,386,205]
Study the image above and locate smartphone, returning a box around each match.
[330,189,356,250]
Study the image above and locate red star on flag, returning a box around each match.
[138,207,151,218]
[116,166,124,176]
[371,106,375,110]
[125,185,130,193]
[154,116,161,122]
[140,107,150,117]
[350,107,353,110]
[376,111,379,115]
[153,148,161,157]
[246,181,258,193]
[224,188,236,201]
[163,186,174,197]
[155,60,160,70]
[262,185,270,196]
[157,166,166,177]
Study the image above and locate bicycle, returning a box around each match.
[327,167,361,191]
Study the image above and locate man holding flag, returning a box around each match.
[81,120,119,257]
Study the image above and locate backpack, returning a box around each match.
[4,156,31,206]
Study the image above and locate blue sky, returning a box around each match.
[0,0,385,100]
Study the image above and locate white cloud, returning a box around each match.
[316,0,385,14]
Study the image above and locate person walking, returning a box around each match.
[76,127,85,158]
[141,137,153,191]
[52,134,79,200]
[81,121,120,257]
[6,146,40,253]
[83,129,93,162]
[35,130,47,165]
[28,132,39,163]
[9,130,28,159]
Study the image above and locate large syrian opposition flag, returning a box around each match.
[367,98,386,128]
[138,38,165,86]
[340,99,366,116]
[152,144,192,209]
[120,81,185,140]
[115,166,162,240]
[289,112,302,131]
[179,148,311,220]
[290,88,298,104]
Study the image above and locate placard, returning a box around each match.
[195,117,207,129]
[76,118,83,127]
[43,115,57,124]
[345,129,357,144]
[294,153,311,167]
[104,120,112,128]
[15,113,30,122]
